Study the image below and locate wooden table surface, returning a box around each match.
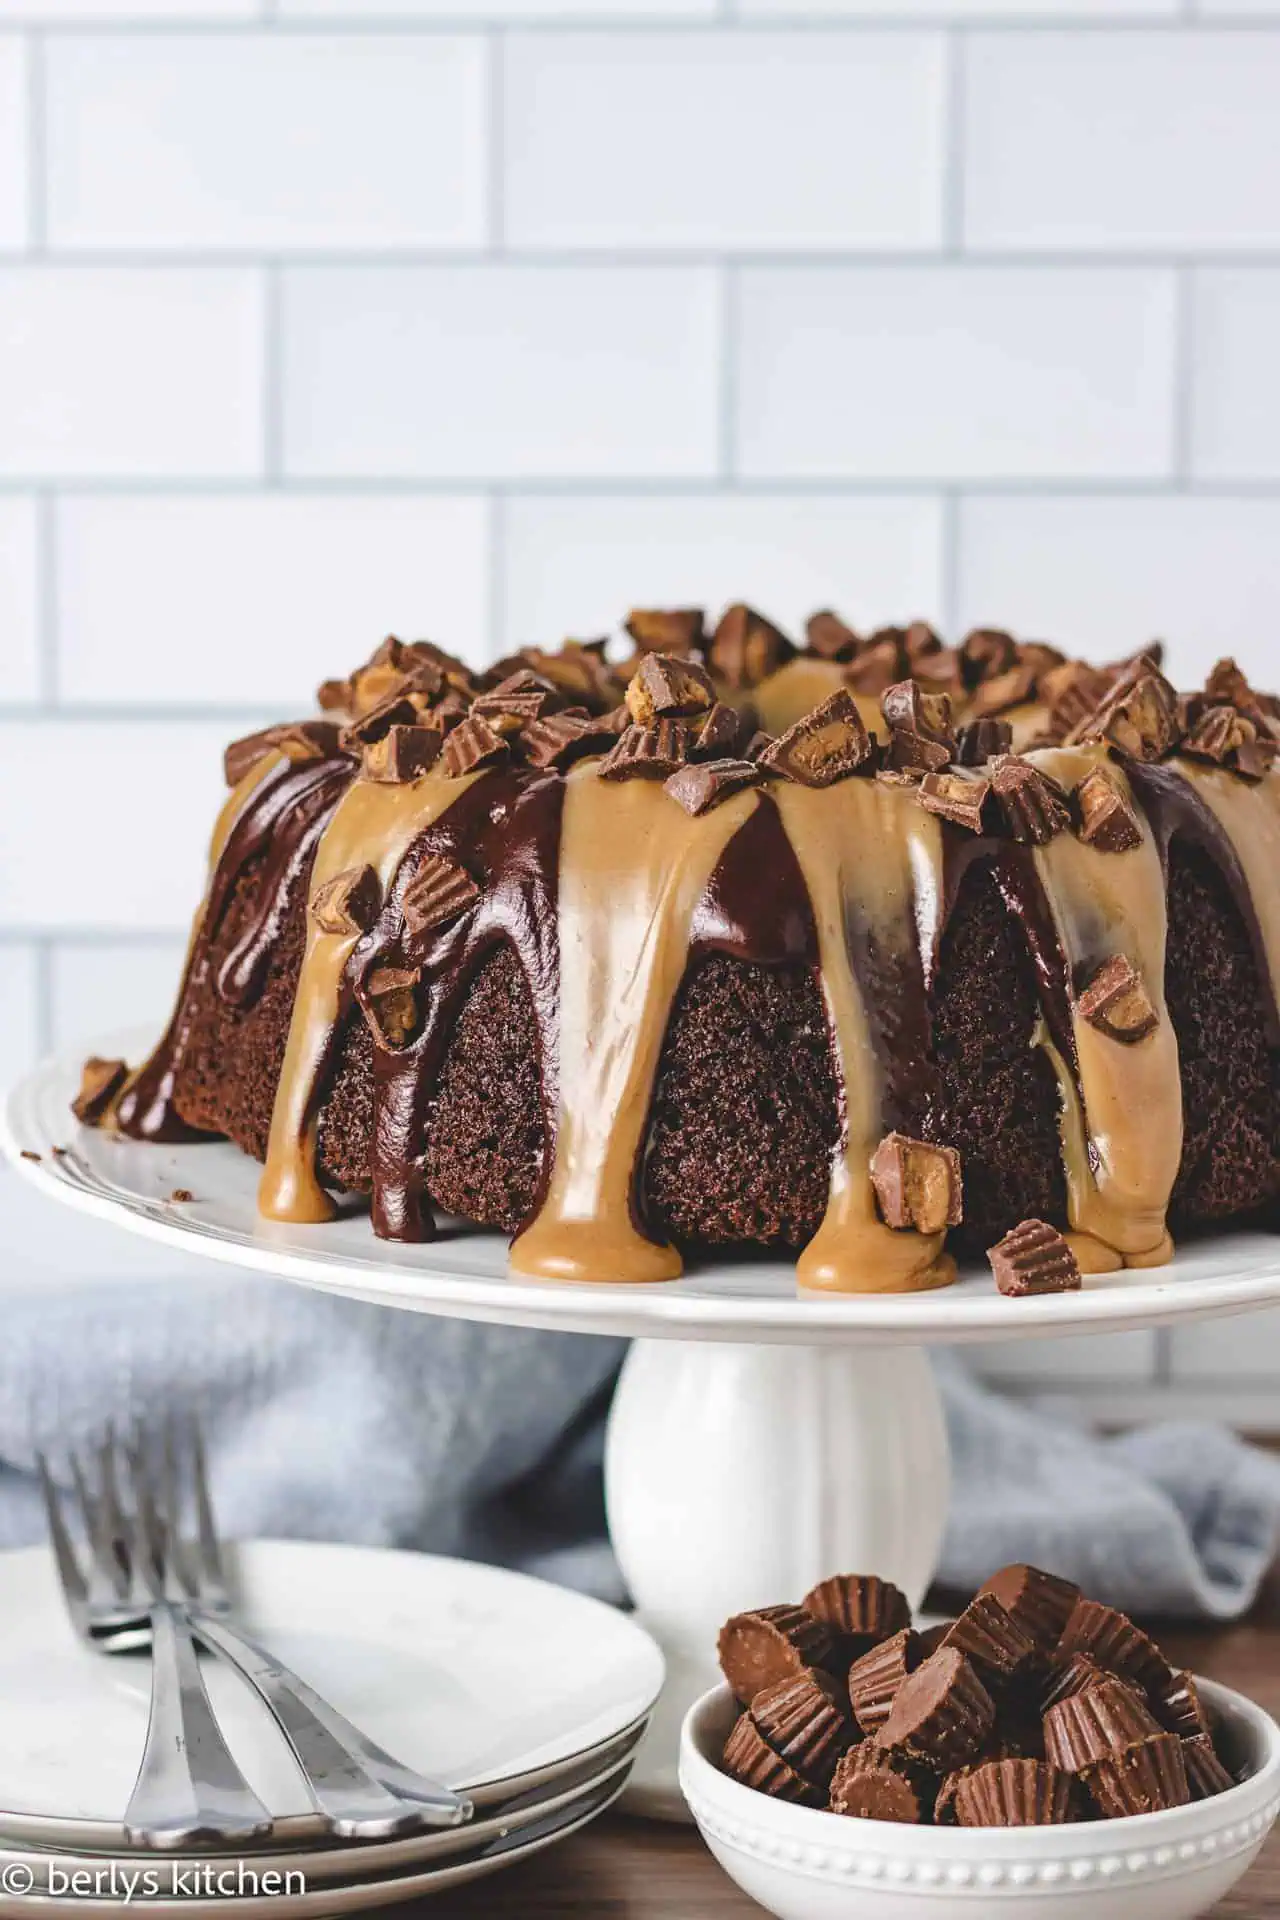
[424,1568,1280,1918]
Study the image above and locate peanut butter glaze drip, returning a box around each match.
[771,781,956,1293]
[1027,746,1182,1273]
[258,765,482,1224]
[510,764,760,1284]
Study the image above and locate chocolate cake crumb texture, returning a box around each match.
[93,616,1280,1295]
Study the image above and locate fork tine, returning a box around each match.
[118,1434,163,1608]
[36,1451,88,1617]
[189,1416,228,1595]
[68,1445,125,1608]
[155,1419,198,1602]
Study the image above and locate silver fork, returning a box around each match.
[40,1439,275,1850]
[40,1428,472,1843]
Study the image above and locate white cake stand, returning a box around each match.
[8,1032,1280,1820]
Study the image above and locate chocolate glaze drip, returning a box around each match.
[1127,759,1280,1047]
[116,751,352,1143]
[363,769,564,1242]
[688,796,817,967]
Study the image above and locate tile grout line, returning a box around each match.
[35,492,58,708]
[487,27,505,255]
[488,489,507,664]
[1172,262,1197,489]
[24,29,45,255]
[2,15,1279,32]
[263,262,284,485]
[718,262,739,485]
[2,477,1280,499]
[939,489,961,634]
[942,26,966,256]
[6,247,1280,271]
[33,936,54,1057]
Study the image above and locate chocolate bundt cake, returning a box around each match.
[75,609,1280,1294]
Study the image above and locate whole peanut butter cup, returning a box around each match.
[954,1758,1075,1828]
[848,1628,922,1734]
[829,1742,936,1825]
[1156,1669,1213,1743]
[1082,1730,1191,1818]
[718,1604,837,1703]
[1182,1733,1235,1801]
[750,1668,854,1787]
[1044,1675,1161,1773]
[939,1595,1037,1688]
[803,1574,912,1663]
[978,1563,1080,1649]
[880,1647,995,1771]
[721,1713,822,1806]
[1058,1598,1173,1697]
[1039,1652,1105,1713]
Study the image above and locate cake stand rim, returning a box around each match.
[8,1031,1280,1350]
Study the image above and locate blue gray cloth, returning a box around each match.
[6,1270,1280,1619]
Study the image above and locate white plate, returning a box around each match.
[0,1544,662,1851]
[0,1772,631,1920]
[8,1033,1280,1347]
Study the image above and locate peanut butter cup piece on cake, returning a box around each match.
[1073,764,1143,854]
[73,1056,128,1126]
[718,1605,837,1703]
[310,864,382,938]
[805,609,860,661]
[954,1758,1074,1828]
[520,708,613,770]
[599,719,695,781]
[1044,1676,1161,1774]
[990,755,1073,845]
[918,770,993,833]
[758,690,874,787]
[880,1648,995,1771]
[828,1742,936,1824]
[870,1133,963,1235]
[721,1714,822,1806]
[625,652,715,726]
[953,717,1013,767]
[803,1574,912,1663]
[441,713,510,778]
[664,758,763,818]
[989,1220,1081,1297]
[362,723,442,785]
[624,608,705,656]
[978,1564,1080,1650]
[693,702,747,758]
[1059,1598,1173,1697]
[750,1669,855,1786]
[938,1595,1037,1689]
[1182,1734,1235,1801]
[1082,1731,1190,1818]
[708,603,794,689]
[1078,954,1160,1046]
[847,1629,923,1734]
[400,856,480,938]
[224,720,339,787]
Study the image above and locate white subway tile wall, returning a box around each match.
[3,5,1280,1413]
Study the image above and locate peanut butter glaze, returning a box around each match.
[102,634,1280,1294]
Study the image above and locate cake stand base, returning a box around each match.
[605,1339,950,1821]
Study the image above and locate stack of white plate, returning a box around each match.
[0,1540,664,1915]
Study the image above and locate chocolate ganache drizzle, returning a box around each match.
[104,621,1280,1293]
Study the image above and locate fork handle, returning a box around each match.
[124,1602,275,1849]
[188,1609,472,1838]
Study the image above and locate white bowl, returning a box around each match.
[680,1681,1280,1920]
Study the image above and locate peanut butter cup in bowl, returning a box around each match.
[680,1564,1280,1920]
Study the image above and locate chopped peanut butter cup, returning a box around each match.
[870,1133,963,1236]
[805,609,860,661]
[988,1219,1081,1297]
[990,755,1073,845]
[721,1714,821,1806]
[625,652,715,726]
[400,856,480,939]
[954,1757,1074,1828]
[708,603,794,690]
[758,690,874,787]
[362,723,443,785]
[599,720,695,781]
[441,714,510,779]
[718,1605,837,1704]
[1078,954,1160,1045]
[1059,1598,1173,1697]
[73,1056,128,1127]
[1044,1676,1161,1774]
[880,1648,995,1771]
[310,864,382,939]
[1182,1734,1235,1801]
[664,758,763,817]
[1082,1731,1190,1818]
[1156,1670,1213,1743]
[624,608,705,656]
[847,1628,922,1734]
[954,717,1013,767]
[978,1564,1080,1650]
[828,1742,936,1824]
[750,1668,854,1786]
[360,965,421,1050]
[1074,764,1144,853]
[918,770,993,833]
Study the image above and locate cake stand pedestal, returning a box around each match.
[605,1340,949,1815]
[8,1032,1280,1824]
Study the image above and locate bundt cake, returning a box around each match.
[73,609,1280,1294]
